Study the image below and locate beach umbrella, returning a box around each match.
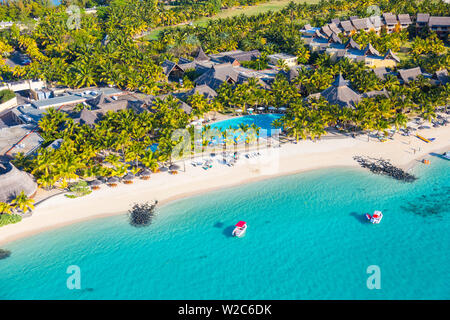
[140,168,152,177]
[107,176,119,183]
[268,106,276,110]
[236,109,243,113]
[198,118,205,122]
[279,107,286,111]
[89,179,102,186]
[169,164,180,171]
[123,173,135,181]
[159,166,168,172]
[248,108,254,111]
[257,107,265,110]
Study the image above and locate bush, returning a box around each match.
[0,89,15,103]
[65,180,92,198]
[0,214,22,227]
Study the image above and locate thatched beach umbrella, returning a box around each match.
[122,173,135,184]
[159,166,168,172]
[169,164,180,174]
[140,169,152,180]
[107,176,119,187]
[89,179,102,190]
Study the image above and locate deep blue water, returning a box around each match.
[0,156,448,299]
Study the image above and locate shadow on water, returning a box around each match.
[350,212,367,224]
[223,226,235,238]
[0,249,11,260]
[429,152,448,160]
[214,222,224,228]
[400,187,449,218]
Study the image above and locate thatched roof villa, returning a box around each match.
[0,161,37,202]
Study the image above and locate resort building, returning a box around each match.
[427,16,450,39]
[0,161,37,202]
[308,74,390,109]
[194,63,239,90]
[433,69,449,86]
[183,84,218,101]
[398,67,423,84]
[268,53,298,68]
[309,34,400,69]
[209,49,261,65]
[416,13,430,28]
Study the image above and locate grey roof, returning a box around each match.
[329,23,342,34]
[372,67,388,80]
[416,13,430,24]
[76,108,98,126]
[331,18,340,25]
[185,84,217,100]
[195,46,210,61]
[319,74,361,109]
[397,14,412,25]
[280,67,299,82]
[96,99,129,113]
[321,25,333,37]
[178,61,197,71]
[362,88,389,99]
[345,37,360,50]
[352,18,374,30]
[340,20,355,32]
[314,29,327,39]
[350,16,359,21]
[435,69,449,85]
[329,33,342,44]
[384,49,400,63]
[363,43,380,57]
[32,95,86,109]
[162,60,178,76]
[0,162,37,202]
[383,13,398,26]
[398,67,422,83]
[220,50,260,62]
[194,63,239,90]
[428,16,450,27]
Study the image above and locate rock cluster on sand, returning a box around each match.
[353,156,417,182]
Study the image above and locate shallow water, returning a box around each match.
[0,156,448,299]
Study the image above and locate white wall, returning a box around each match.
[0,96,18,113]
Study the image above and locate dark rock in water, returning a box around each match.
[0,249,11,260]
[353,156,417,182]
[128,201,158,227]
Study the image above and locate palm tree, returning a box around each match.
[0,202,12,215]
[11,191,35,213]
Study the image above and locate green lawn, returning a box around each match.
[143,0,320,40]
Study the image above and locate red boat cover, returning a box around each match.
[373,214,379,218]
[235,221,246,227]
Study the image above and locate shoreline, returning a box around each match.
[0,125,449,246]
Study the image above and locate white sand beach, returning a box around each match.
[0,124,449,245]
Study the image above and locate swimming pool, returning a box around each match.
[210,114,283,137]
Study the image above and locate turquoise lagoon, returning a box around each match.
[0,156,449,299]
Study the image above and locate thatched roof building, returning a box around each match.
[0,161,37,202]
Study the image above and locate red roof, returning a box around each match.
[235,221,246,227]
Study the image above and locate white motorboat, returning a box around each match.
[232,221,247,237]
[365,211,383,224]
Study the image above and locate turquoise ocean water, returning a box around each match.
[0,156,448,299]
